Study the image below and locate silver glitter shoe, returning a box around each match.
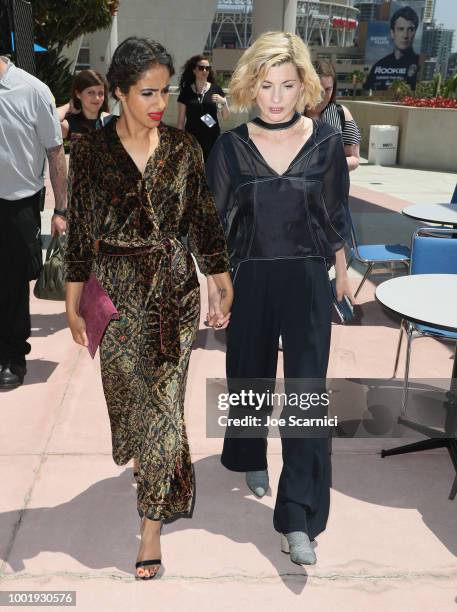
[246,470,269,497]
[281,532,316,565]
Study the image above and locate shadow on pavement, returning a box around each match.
[31,313,67,338]
[0,459,310,592]
[351,299,400,329]
[23,359,59,386]
[1,453,456,590]
[193,328,227,352]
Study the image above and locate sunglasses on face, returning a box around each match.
[197,65,211,71]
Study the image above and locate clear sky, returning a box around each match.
[435,0,457,50]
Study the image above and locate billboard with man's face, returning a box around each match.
[364,0,425,91]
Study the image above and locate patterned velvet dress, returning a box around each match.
[64,118,229,521]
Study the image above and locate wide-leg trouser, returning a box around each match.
[221,258,332,539]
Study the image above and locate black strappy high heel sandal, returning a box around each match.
[135,519,162,580]
[135,558,161,580]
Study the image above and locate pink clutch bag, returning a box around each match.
[79,273,119,359]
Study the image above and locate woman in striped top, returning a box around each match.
[306,60,361,172]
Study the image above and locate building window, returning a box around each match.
[75,45,90,71]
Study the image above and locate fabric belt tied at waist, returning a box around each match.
[97,239,181,364]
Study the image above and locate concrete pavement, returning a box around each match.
[1,161,456,611]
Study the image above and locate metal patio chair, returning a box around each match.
[393,227,457,418]
[346,214,411,298]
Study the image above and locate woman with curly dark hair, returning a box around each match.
[64,37,233,580]
[177,54,229,160]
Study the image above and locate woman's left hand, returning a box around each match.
[335,273,354,304]
[334,248,354,303]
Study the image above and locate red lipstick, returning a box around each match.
[148,111,164,121]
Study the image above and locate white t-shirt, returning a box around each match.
[0,57,62,200]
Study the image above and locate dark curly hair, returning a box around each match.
[179,54,214,90]
[107,37,175,100]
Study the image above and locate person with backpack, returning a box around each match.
[305,60,360,172]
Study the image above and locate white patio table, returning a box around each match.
[376,274,457,500]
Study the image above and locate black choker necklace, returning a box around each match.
[252,111,301,131]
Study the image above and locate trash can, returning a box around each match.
[368,125,399,166]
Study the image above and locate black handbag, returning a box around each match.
[33,234,66,300]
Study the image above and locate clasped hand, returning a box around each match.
[206,278,232,330]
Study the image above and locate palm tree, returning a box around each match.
[442,74,457,99]
[388,79,412,102]
[348,70,365,99]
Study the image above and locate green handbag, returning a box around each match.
[33,234,66,300]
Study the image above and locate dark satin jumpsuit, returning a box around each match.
[206,120,350,538]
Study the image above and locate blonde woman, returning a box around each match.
[206,32,353,565]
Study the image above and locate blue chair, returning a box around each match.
[347,214,410,298]
[393,227,457,416]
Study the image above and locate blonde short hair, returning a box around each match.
[229,32,322,113]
